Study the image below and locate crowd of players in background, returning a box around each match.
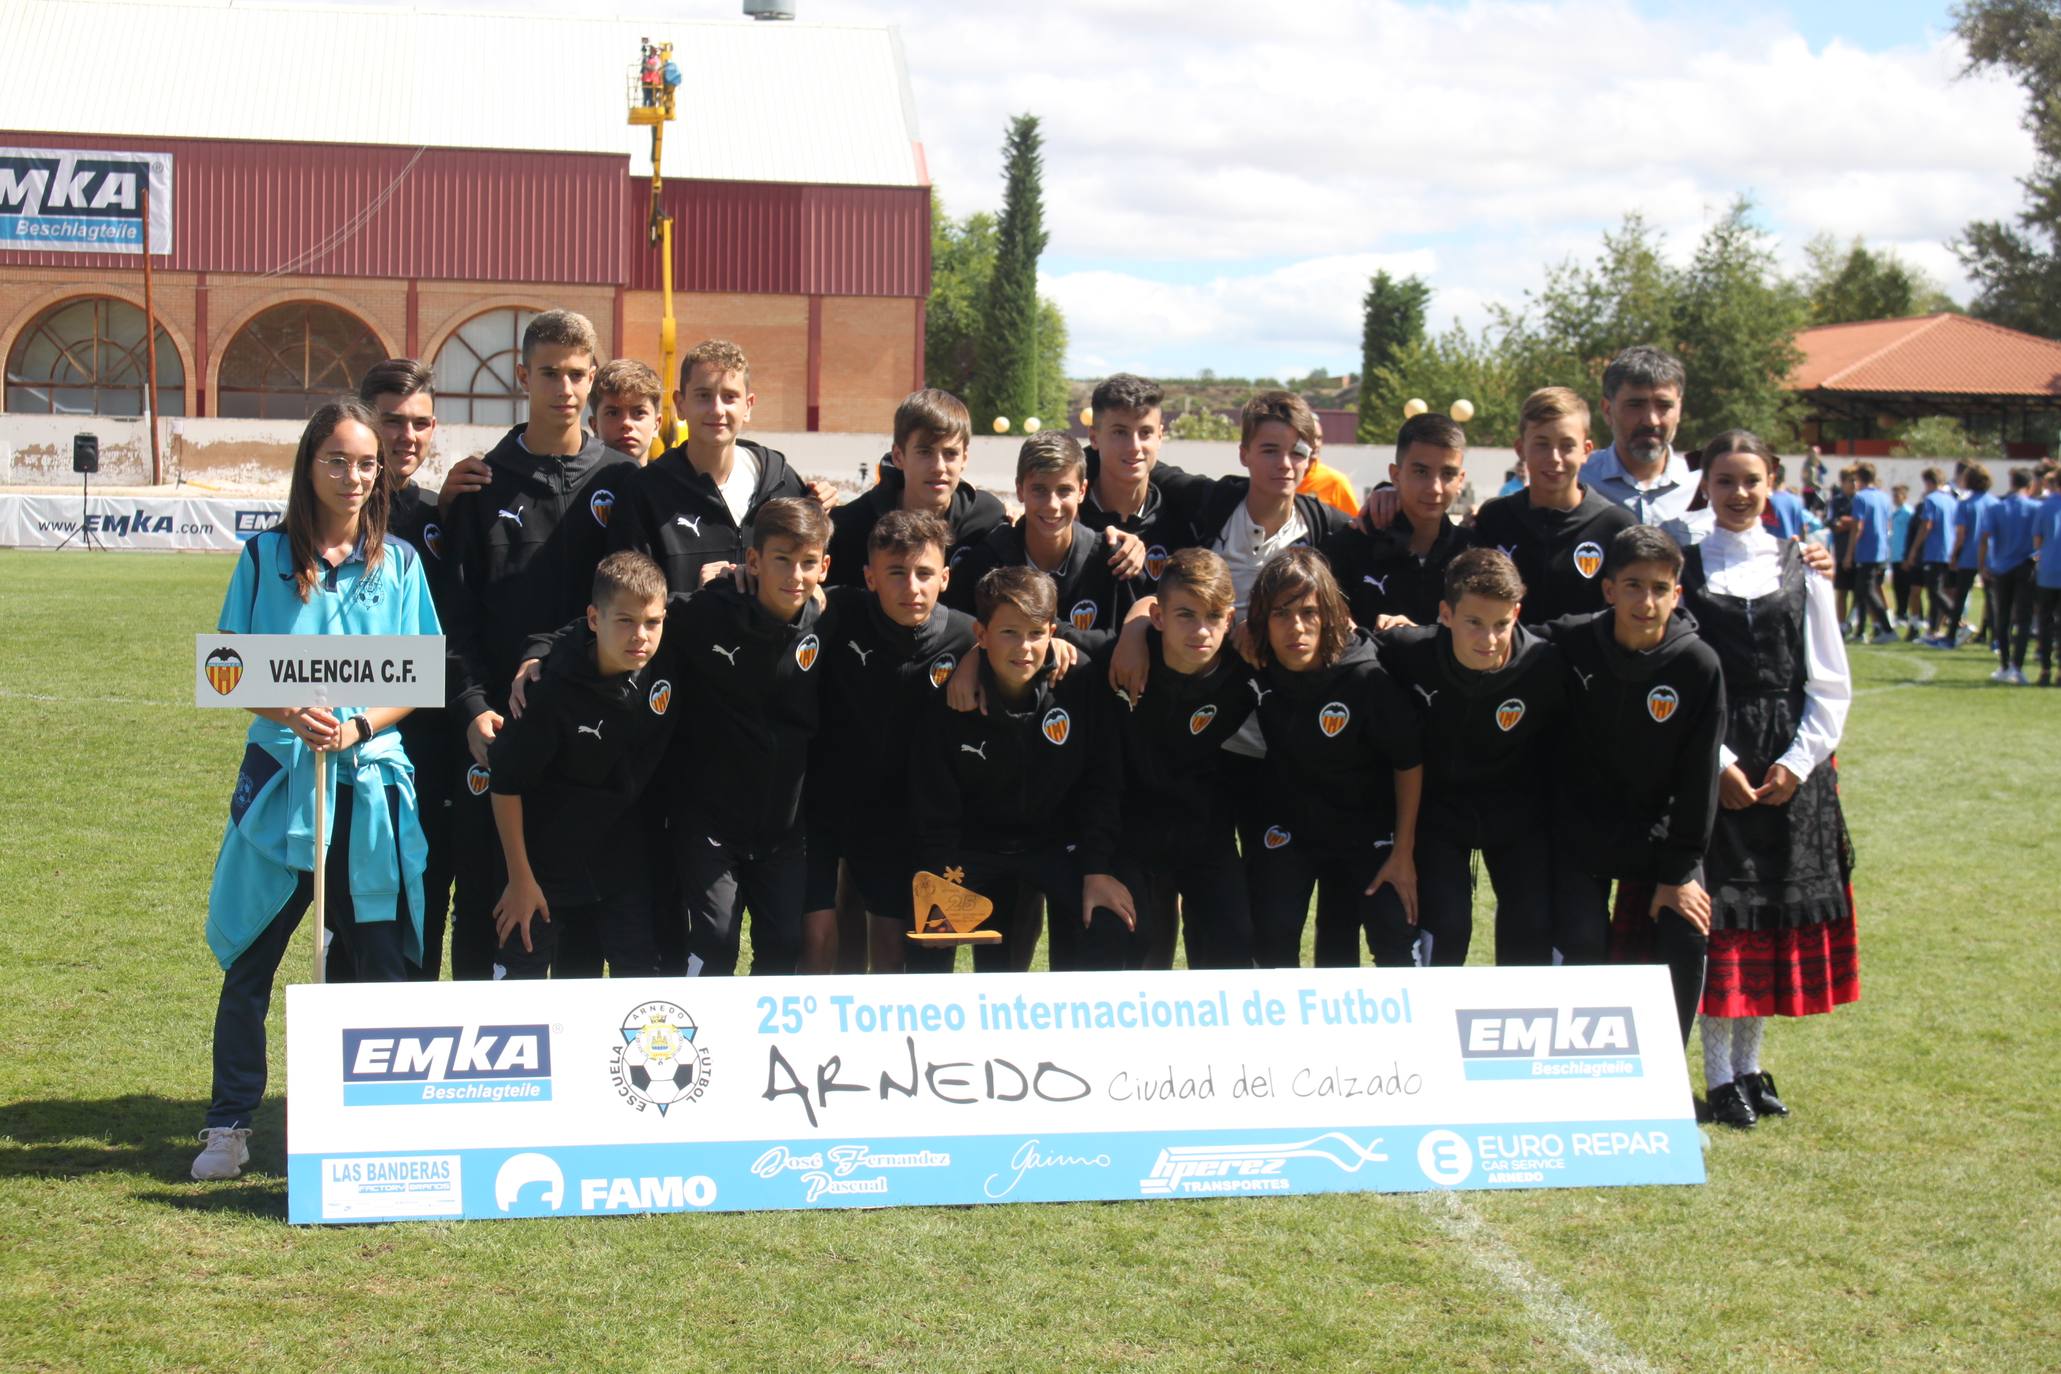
[199,307,2055,1178]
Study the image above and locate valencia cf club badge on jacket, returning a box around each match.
[589,490,615,527]
[1646,685,1679,723]
[795,633,819,671]
[1263,825,1292,849]
[1188,703,1217,736]
[466,764,491,796]
[1495,698,1525,732]
[648,679,671,715]
[1041,707,1071,746]
[1069,599,1098,631]
[1318,701,1350,737]
[1144,545,1169,580]
[1573,540,1604,579]
[928,654,956,688]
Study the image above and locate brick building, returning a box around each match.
[0,0,930,433]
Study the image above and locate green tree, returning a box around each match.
[1168,398,1239,442]
[969,115,1049,428]
[1953,0,2061,335]
[1033,296,1068,427]
[1890,415,2004,460]
[1496,213,1678,396]
[1367,325,1525,447]
[924,192,996,398]
[1798,234,1954,324]
[1674,197,1807,437]
[1354,271,1432,442]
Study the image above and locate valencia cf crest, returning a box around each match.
[1263,825,1292,850]
[1646,685,1679,723]
[590,490,616,527]
[204,646,244,696]
[1318,700,1350,737]
[1069,599,1099,631]
[1188,703,1217,736]
[1041,707,1071,746]
[648,679,672,715]
[1495,698,1525,732]
[1573,540,1604,579]
[421,522,444,559]
[466,764,491,796]
[1144,544,1169,581]
[928,654,956,689]
[795,633,820,671]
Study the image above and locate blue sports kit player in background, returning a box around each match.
[194,400,441,1181]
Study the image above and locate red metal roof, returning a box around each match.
[1791,312,2061,397]
[629,180,930,298]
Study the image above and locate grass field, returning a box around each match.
[0,547,2056,1373]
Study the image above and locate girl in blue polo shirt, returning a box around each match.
[193,399,441,1182]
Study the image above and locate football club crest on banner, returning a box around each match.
[928,654,956,689]
[1318,701,1350,737]
[1495,698,1525,732]
[466,765,491,797]
[795,634,820,671]
[204,646,244,696]
[589,491,615,527]
[1144,545,1169,580]
[1573,541,1604,579]
[648,680,671,715]
[1188,704,1217,736]
[1069,600,1099,631]
[1646,685,1679,723]
[1263,825,1292,849]
[1042,707,1071,745]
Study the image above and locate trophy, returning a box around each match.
[908,866,1001,946]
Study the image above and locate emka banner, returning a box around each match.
[286,967,1705,1224]
[0,148,174,253]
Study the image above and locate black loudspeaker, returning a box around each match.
[72,433,99,475]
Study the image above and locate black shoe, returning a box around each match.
[1740,1070,1789,1118]
[1707,1080,1757,1129]
[1694,1095,1713,1124]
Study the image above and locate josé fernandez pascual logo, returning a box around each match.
[340,1024,553,1105]
[1454,1006,1642,1080]
[611,1001,713,1114]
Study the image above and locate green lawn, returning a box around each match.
[0,549,2054,1372]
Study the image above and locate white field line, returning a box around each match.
[0,687,186,708]
[1416,1190,1665,1374]
[1850,647,1939,698]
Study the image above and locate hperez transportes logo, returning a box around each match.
[340,1024,553,1105]
[1453,1006,1642,1081]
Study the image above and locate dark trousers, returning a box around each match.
[676,826,805,976]
[1416,825,1553,967]
[1551,866,1706,1046]
[207,787,411,1129]
[1993,563,2036,670]
[1921,562,1952,632]
[2037,585,2061,671]
[325,761,453,985]
[1116,844,1254,970]
[448,756,501,981]
[494,886,647,980]
[1943,568,1980,642]
[1249,838,1415,968]
[1855,562,1893,634]
[1891,562,1917,626]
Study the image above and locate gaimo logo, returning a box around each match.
[1453,1007,1643,1082]
[341,1024,554,1106]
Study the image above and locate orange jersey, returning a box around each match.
[1299,459,1361,518]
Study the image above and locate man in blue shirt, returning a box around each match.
[1939,464,2000,649]
[2033,474,2061,685]
[1908,467,1959,642]
[1764,460,1807,541]
[1890,483,1919,639]
[1584,346,1699,527]
[1844,461,1897,644]
[1981,468,2043,684]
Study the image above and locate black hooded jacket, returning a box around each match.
[608,438,809,591]
[1323,513,1471,629]
[1252,628,1422,851]
[1114,630,1258,856]
[1470,487,1635,624]
[943,518,1137,656]
[824,458,1007,588]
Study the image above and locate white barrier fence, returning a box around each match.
[1,492,284,551]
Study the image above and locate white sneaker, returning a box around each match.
[192,1127,251,1180]
[1990,668,2014,684]
[2009,668,2030,686]
[1870,631,1900,645]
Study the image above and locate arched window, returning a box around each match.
[217,301,385,420]
[5,296,186,417]
[433,307,538,426]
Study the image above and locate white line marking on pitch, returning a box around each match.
[1851,647,1939,698]
[0,688,185,708]
[1417,1191,1663,1374]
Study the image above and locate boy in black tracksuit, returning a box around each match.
[1075,373,1198,597]
[489,553,677,978]
[802,509,978,974]
[944,433,1137,656]
[825,389,1006,587]
[1246,548,1424,968]
[442,314,638,980]
[607,341,814,590]
[1377,549,1567,967]
[1109,549,1259,969]
[1323,413,1475,630]
[1471,387,1634,623]
[1541,525,1726,1045]
[910,566,1136,973]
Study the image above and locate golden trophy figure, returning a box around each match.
[908,866,1002,947]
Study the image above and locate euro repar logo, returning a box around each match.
[1454,1007,1643,1082]
[341,1024,553,1105]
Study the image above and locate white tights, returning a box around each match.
[1699,1015,1766,1090]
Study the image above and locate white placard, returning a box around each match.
[286,967,1704,1224]
[196,634,444,709]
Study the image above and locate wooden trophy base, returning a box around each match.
[907,929,1003,945]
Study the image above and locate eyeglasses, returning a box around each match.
[317,458,383,482]
[379,415,436,433]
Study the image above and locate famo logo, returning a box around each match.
[342,1024,553,1105]
[1454,1006,1642,1081]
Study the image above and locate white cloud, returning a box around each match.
[829,0,2033,374]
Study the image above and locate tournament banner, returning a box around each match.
[286,967,1704,1225]
[196,634,444,710]
[1,495,283,551]
[0,148,173,253]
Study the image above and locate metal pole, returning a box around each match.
[141,180,163,486]
[311,746,328,984]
